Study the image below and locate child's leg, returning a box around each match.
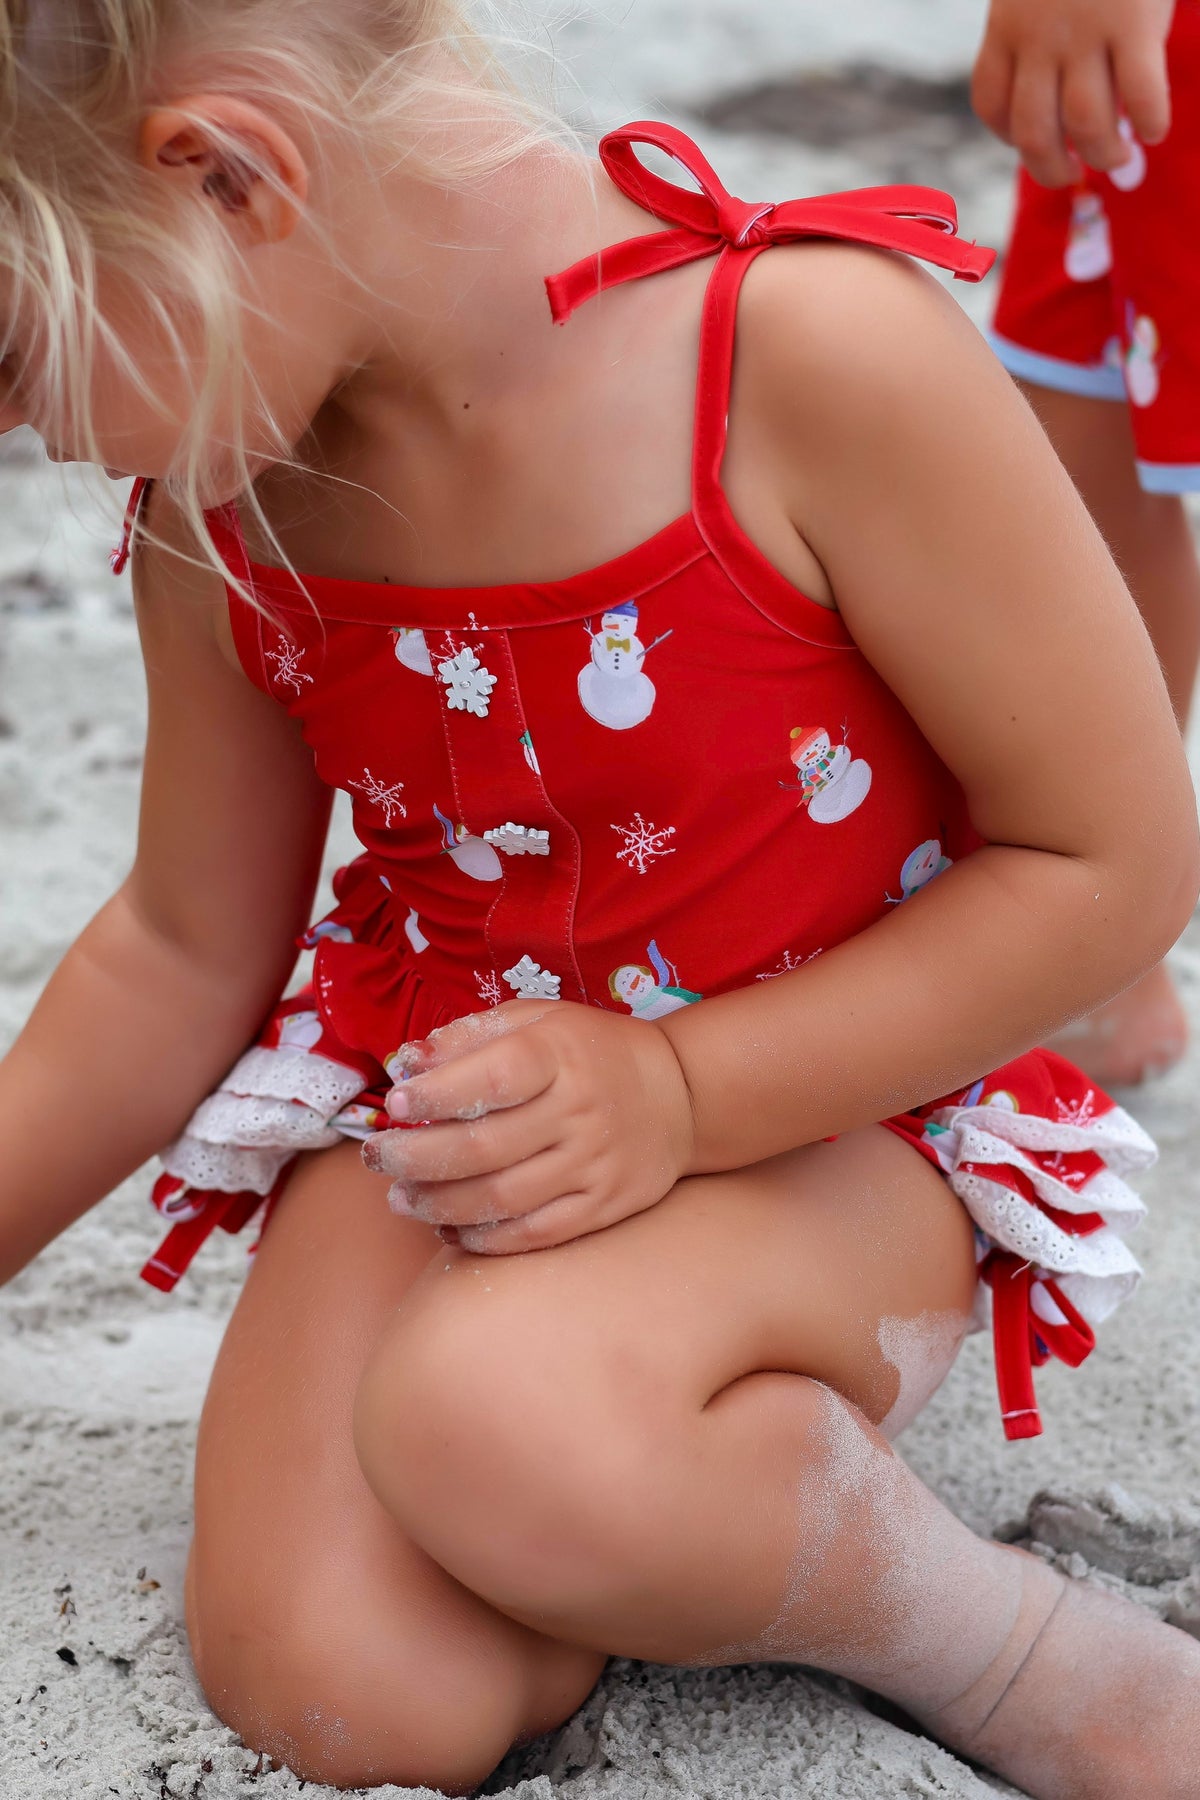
[187,1140,602,1792]
[1018,380,1196,1086]
[1020,382,1200,727]
[355,1126,1200,1800]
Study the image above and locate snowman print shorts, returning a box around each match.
[988,0,1200,495]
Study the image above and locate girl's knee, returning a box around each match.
[187,1551,531,1792]
[353,1267,668,1610]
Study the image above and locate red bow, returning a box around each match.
[548,121,996,324]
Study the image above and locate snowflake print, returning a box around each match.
[503,955,561,1000]
[1053,1090,1097,1128]
[484,822,550,857]
[438,646,497,719]
[475,969,503,1007]
[756,948,823,981]
[265,636,313,694]
[350,768,408,827]
[611,812,677,875]
[1043,1151,1088,1188]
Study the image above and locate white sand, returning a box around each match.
[3,3,1200,1794]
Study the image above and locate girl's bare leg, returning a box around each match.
[186,1140,603,1792]
[1018,380,1198,1086]
[355,1126,1200,1800]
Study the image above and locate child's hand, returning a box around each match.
[972,0,1174,186]
[361,1001,695,1254]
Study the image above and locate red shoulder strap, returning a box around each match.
[110,475,152,575]
[547,122,996,522]
[110,478,250,589]
[546,121,996,324]
[111,476,256,601]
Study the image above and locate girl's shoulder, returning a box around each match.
[726,232,1035,582]
[735,235,1001,451]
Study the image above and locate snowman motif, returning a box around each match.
[302,919,355,947]
[155,1175,208,1223]
[1064,192,1112,283]
[433,802,503,881]
[578,601,674,731]
[392,627,434,677]
[278,1009,325,1052]
[1108,119,1148,192]
[1125,311,1161,408]
[383,1046,415,1085]
[609,940,702,1021]
[786,726,872,824]
[404,907,430,953]
[520,730,542,777]
[921,1078,1019,1170]
[887,837,953,905]
[330,1100,387,1139]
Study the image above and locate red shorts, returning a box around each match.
[991,0,1200,493]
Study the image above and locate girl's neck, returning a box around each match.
[245,99,696,589]
[325,121,648,439]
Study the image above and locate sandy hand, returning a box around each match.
[973,0,1174,186]
[361,999,694,1254]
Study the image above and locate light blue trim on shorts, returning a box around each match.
[1135,460,1200,495]
[987,331,1127,402]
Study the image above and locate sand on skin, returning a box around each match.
[3,3,1200,1794]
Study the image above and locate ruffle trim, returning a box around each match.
[219,1042,369,1115]
[145,1012,383,1293]
[156,1036,369,1199]
[924,1094,1150,1308]
[917,1082,1154,1440]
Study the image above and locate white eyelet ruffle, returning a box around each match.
[158,1042,367,1197]
[925,1095,1154,1329]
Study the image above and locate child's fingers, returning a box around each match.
[971,37,1016,142]
[386,1028,556,1123]
[363,1094,560,1185]
[393,999,545,1078]
[1060,51,1126,172]
[454,1193,603,1257]
[1009,59,1077,186]
[1114,35,1171,145]
[388,1145,578,1229]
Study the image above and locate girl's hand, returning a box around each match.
[972,0,1175,186]
[361,1001,696,1254]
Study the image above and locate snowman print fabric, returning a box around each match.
[786,725,873,825]
[579,602,674,731]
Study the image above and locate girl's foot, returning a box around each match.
[1047,963,1188,1087]
[923,1553,1200,1799]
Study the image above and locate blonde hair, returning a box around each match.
[0,0,565,575]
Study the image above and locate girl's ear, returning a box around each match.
[138,95,309,246]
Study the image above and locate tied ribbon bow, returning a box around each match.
[605,635,632,652]
[547,121,996,324]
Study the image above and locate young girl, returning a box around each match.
[975,0,1199,1085]
[2,4,1198,1795]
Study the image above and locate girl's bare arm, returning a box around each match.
[658,243,1199,1172]
[0,491,330,1282]
[365,243,1198,1252]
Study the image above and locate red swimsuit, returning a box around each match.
[117,125,1154,1441]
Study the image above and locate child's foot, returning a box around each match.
[923,1554,1200,1799]
[1046,964,1188,1087]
